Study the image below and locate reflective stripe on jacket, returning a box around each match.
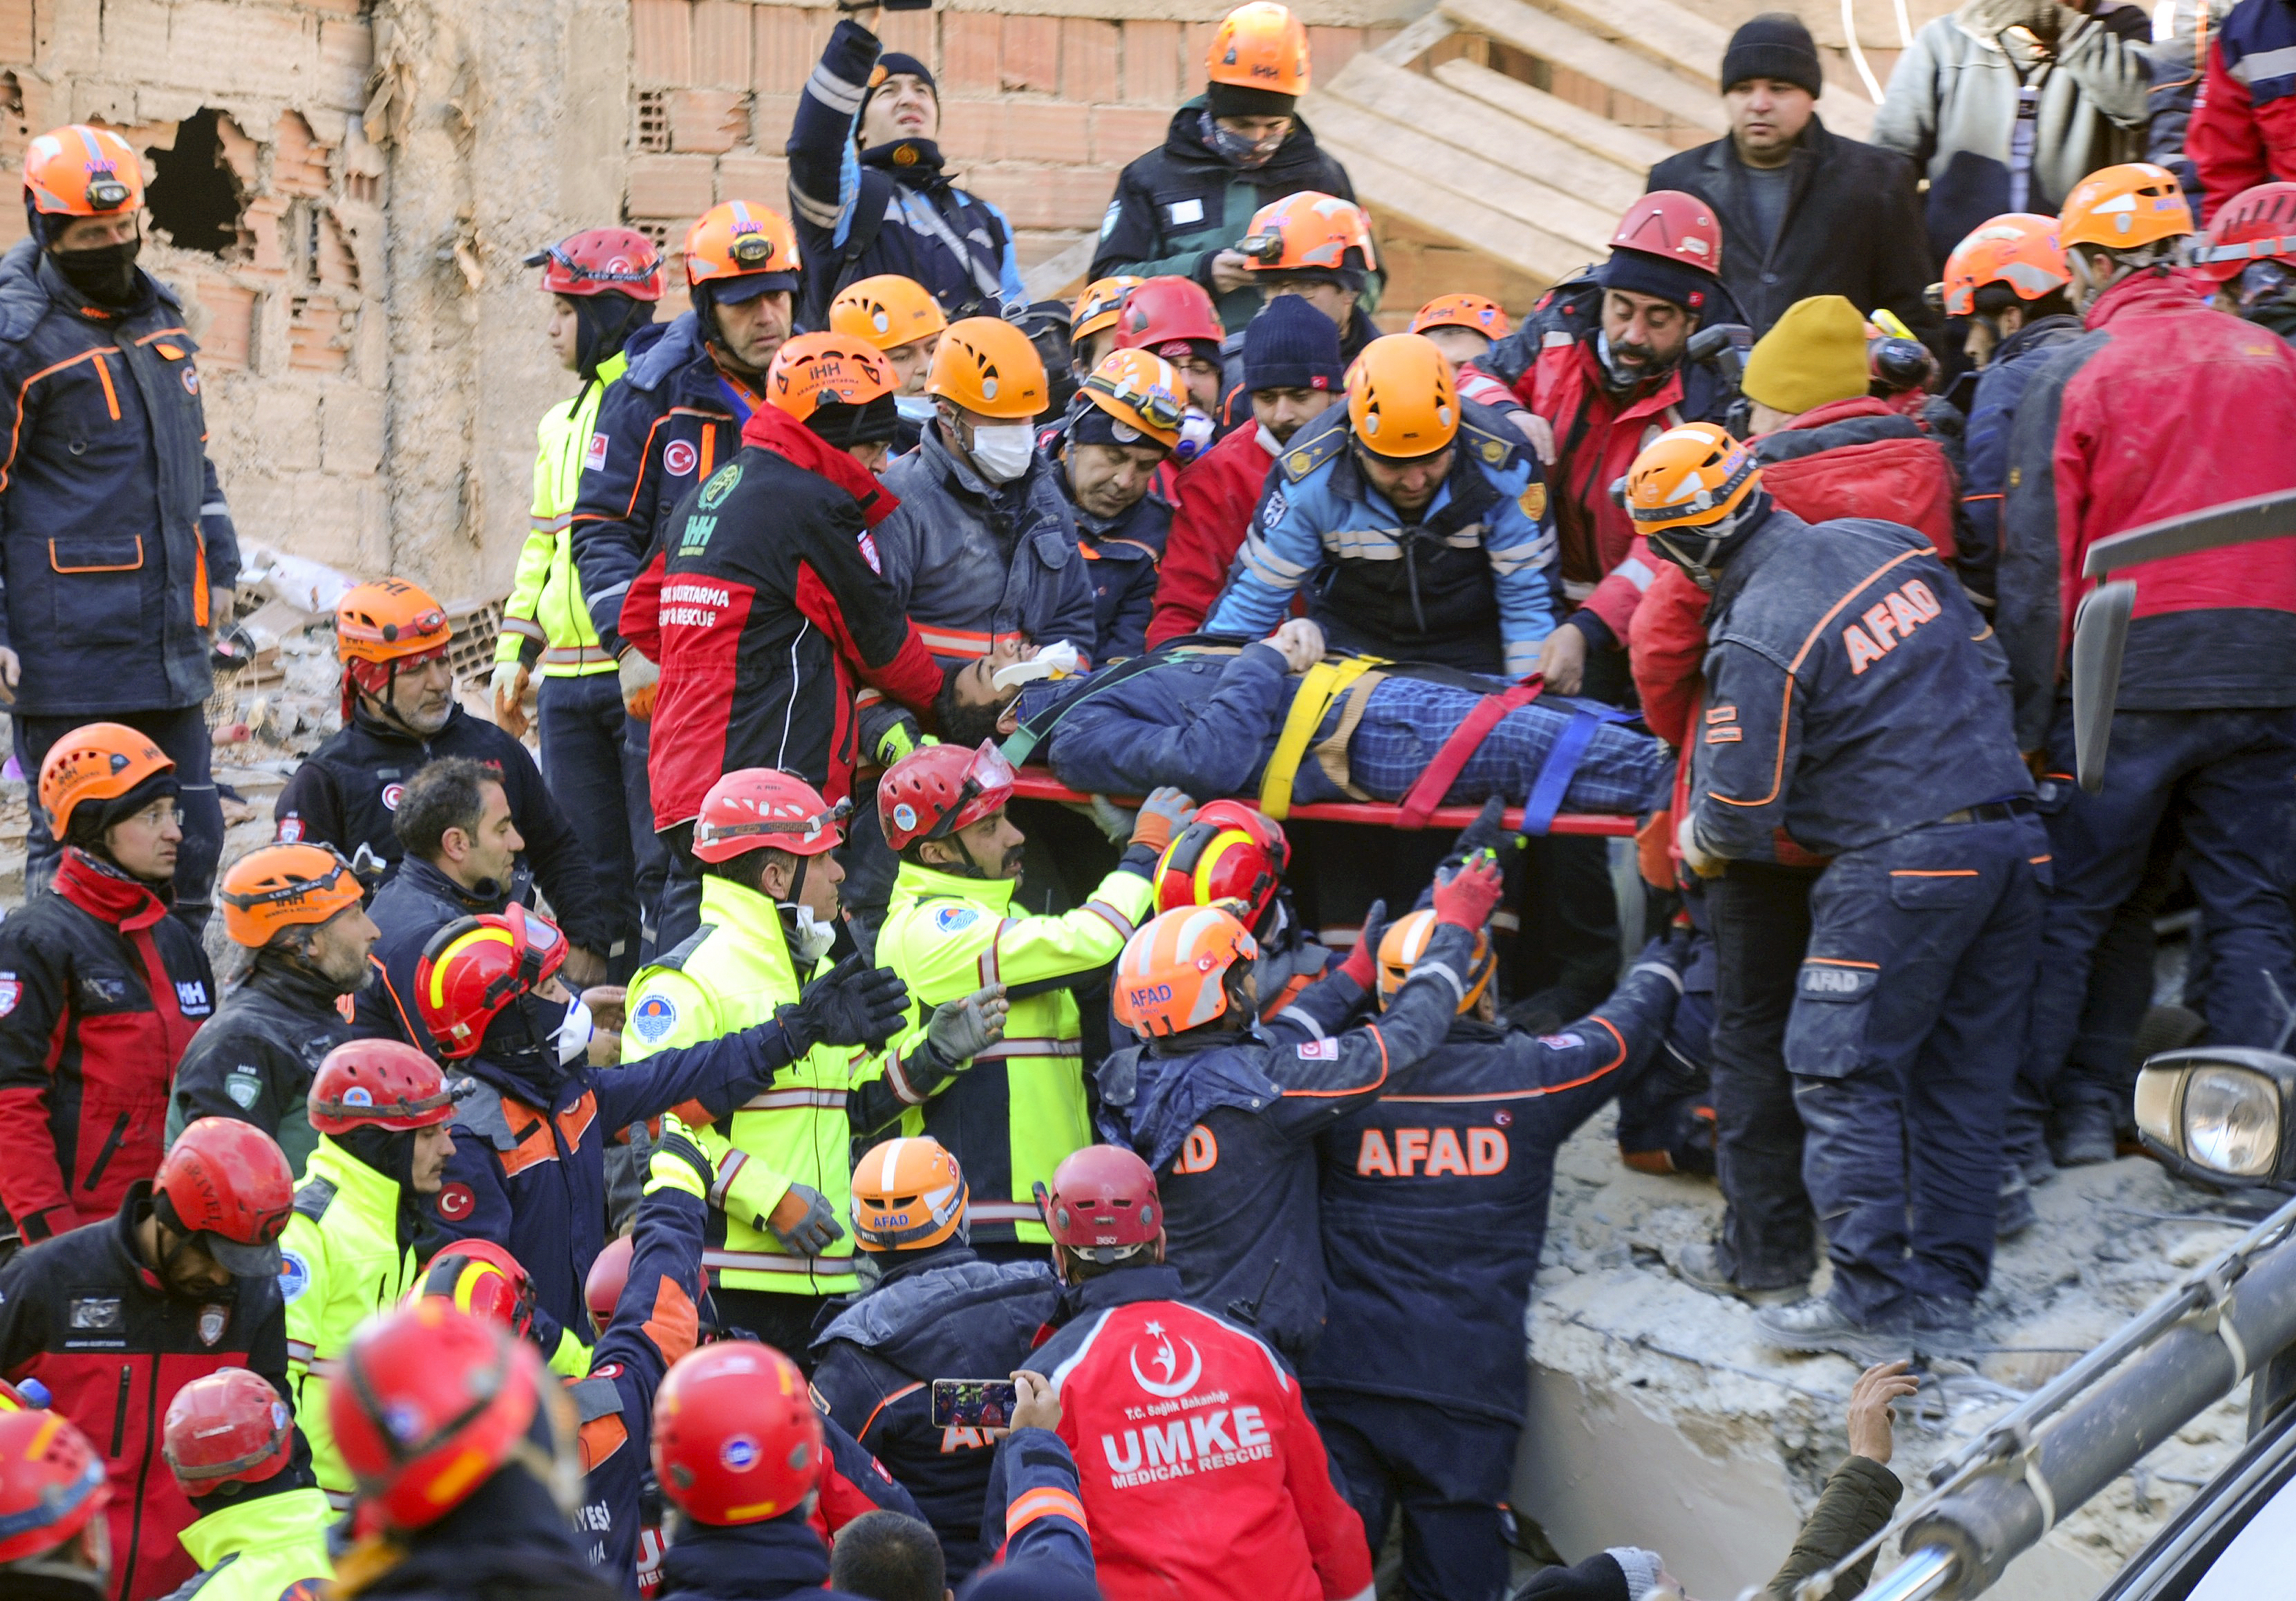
[499,349,628,677]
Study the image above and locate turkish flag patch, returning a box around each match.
[436,1182,476,1222]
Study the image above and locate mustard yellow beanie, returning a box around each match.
[1740,295,1869,416]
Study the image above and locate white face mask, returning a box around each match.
[554,997,595,1067]
[788,905,839,966]
[895,393,937,422]
[967,422,1037,484]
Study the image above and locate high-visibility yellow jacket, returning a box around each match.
[497,351,627,677]
[173,1486,334,1601]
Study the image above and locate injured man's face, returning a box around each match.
[944,637,1031,743]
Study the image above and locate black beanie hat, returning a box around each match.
[1244,292,1345,393]
[65,767,182,852]
[1206,79,1298,118]
[805,392,902,449]
[1721,12,1824,98]
[1600,250,1715,320]
[872,53,938,100]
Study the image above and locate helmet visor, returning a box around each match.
[205,1233,284,1277]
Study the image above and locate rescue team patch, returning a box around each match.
[891,803,919,834]
[1536,1033,1582,1050]
[858,530,881,574]
[720,1434,759,1470]
[586,432,610,472]
[631,993,679,1045]
[436,1182,477,1221]
[1296,1038,1338,1060]
[1128,1322,1203,1398]
[279,1250,311,1302]
[1165,198,1204,227]
[198,1303,230,1347]
[934,906,978,935]
[68,1297,123,1331]
[277,816,305,842]
[0,974,17,1016]
[176,979,213,1015]
[1354,1126,1509,1177]
[664,439,700,476]
[698,462,743,511]
[1798,960,1878,999]
[1520,483,1548,520]
[227,1069,263,1109]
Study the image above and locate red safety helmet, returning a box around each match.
[651,1342,822,1525]
[877,742,1016,853]
[1610,191,1723,277]
[692,769,846,863]
[0,1409,109,1569]
[527,227,664,301]
[2194,181,2296,281]
[309,1039,459,1134]
[1111,276,1224,358]
[585,1235,635,1335]
[416,904,568,1060]
[330,1302,545,1533]
[156,1119,295,1277]
[1035,1144,1163,1262]
[1152,801,1288,931]
[416,1240,536,1338]
[161,1368,294,1495]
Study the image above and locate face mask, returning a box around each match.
[787,905,839,966]
[967,422,1037,484]
[54,238,141,307]
[554,996,595,1067]
[1201,111,1283,170]
[895,393,937,422]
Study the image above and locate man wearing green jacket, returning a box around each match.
[619,768,1005,1364]
[158,1367,333,1601]
[874,741,1191,1261]
[494,228,668,980]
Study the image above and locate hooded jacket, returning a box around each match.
[328,1463,619,1601]
[167,955,355,1177]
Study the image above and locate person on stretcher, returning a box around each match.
[941,621,1672,818]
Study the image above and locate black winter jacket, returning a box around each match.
[167,956,357,1177]
[353,855,508,1052]
[0,241,240,715]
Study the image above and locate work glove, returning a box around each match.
[783,954,911,1053]
[926,984,1009,1064]
[1086,795,1136,844]
[490,661,531,739]
[1676,811,1724,879]
[1430,854,1506,931]
[1450,796,1511,866]
[646,1114,713,1199]
[767,1182,845,1257]
[618,648,660,720]
[1129,786,1196,854]
[1336,899,1388,991]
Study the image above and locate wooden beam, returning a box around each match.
[1020,236,1098,306]
[1524,0,1728,92]
[1372,9,1457,65]
[1430,56,1675,176]
[1437,0,1727,133]
[1333,140,1585,284]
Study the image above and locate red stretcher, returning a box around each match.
[1009,770,1639,837]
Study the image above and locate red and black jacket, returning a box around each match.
[0,1182,306,1601]
[618,403,942,829]
[0,849,213,1245]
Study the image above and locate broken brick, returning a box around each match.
[668,87,747,154]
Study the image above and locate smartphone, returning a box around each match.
[930,1378,1018,1430]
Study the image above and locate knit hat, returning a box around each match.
[1243,293,1344,393]
[872,53,937,99]
[1741,294,1869,415]
[1606,1548,1667,1600]
[1206,79,1298,119]
[64,766,182,852]
[1721,12,1824,97]
[1599,250,1716,318]
[1513,1553,1630,1601]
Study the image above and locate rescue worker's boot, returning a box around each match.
[1755,1295,1907,1363]
[1672,1241,1804,1306]
[2051,1104,2118,1168]
[1910,1295,1978,1358]
[1996,1168,2036,1238]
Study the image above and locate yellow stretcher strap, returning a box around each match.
[1259,656,1381,821]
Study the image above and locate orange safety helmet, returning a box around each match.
[1078,348,1185,449]
[1206,3,1311,98]
[0,1409,109,1570]
[1242,191,1376,276]
[925,317,1048,419]
[218,843,362,948]
[2059,162,2193,254]
[683,201,801,293]
[1939,214,2071,317]
[829,274,948,351]
[337,579,454,716]
[1347,333,1459,459]
[1112,905,1259,1038]
[1625,422,1765,580]
[2193,181,2296,281]
[1152,800,1289,931]
[37,722,174,839]
[1375,908,1494,1013]
[23,124,143,220]
[416,905,569,1060]
[849,1136,969,1251]
[651,1342,822,1526]
[765,333,896,422]
[1071,275,1143,344]
[1410,293,1511,340]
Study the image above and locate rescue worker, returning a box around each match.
[0,1407,111,1601]
[2194,180,2296,341]
[1305,915,1684,1601]
[1108,275,1229,418]
[0,1117,304,1601]
[1205,332,1556,677]
[1999,163,2296,1181]
[1053,349,1183,661]
[1146,800,1333,1027]
[1101,854,1505,1365]
[157,1368,332,1601]
[326,1302,621,1601]
[1069,275,1141,382]
[1940,214,2081,608]
[622,767,1001,1356]
[1004,1144,1370,1601]
[494,228,668,981]
[1,125,239,932]
[168,843,373,1173]
[616,333,943,948]
[873,744,1189,1262]
[420,897,913,1337]
[2190,0,2296,216]
[0,724,215,1252]
[829,274,949,455]
[1412,293,1511,373]
[787,9,1025,330]
[809,1136,1061,1582]
[1645,423,2044,1352]
[1233,191,1382,365]
[275,578,610,981]
[1094,3,1362,333]
[570,202,803,757]
[1146,294,1341,647]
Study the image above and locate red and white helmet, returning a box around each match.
[1034,1143,1164,1262]
[1152,800,1289,932]
[161,1369,294,1496]
[526,227,664,301]
[1609,191,1723,276]
[691,769,846,863]
[877,742,1016,853]
[651,1342,822,1525]
[309,1039,459,1134]
[2193,181,2296,281]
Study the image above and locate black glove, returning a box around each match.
[1451,795,1509,865]
[783,954,911,1053]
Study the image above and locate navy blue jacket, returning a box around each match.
[657,1512,872,1601]
[1305,960,1681,1423]
[0,239,239,715]
[1686,507,2031,863]
[809,1243,1062,1582]
[570,315,745,659]
[1095,928,1475,1363]
[354,854,511,1051]
[1958,315,2084,604]
[1062,471,1170,664]
[344,1462,621,1601]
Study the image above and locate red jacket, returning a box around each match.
[2189,0,2296,218]
[1026,1267,1371,1601]
[1146,421,1282,648]
[0,850,211,1244]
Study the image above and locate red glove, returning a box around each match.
[1431,855,1505,930]
[1336,899,1388,990]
